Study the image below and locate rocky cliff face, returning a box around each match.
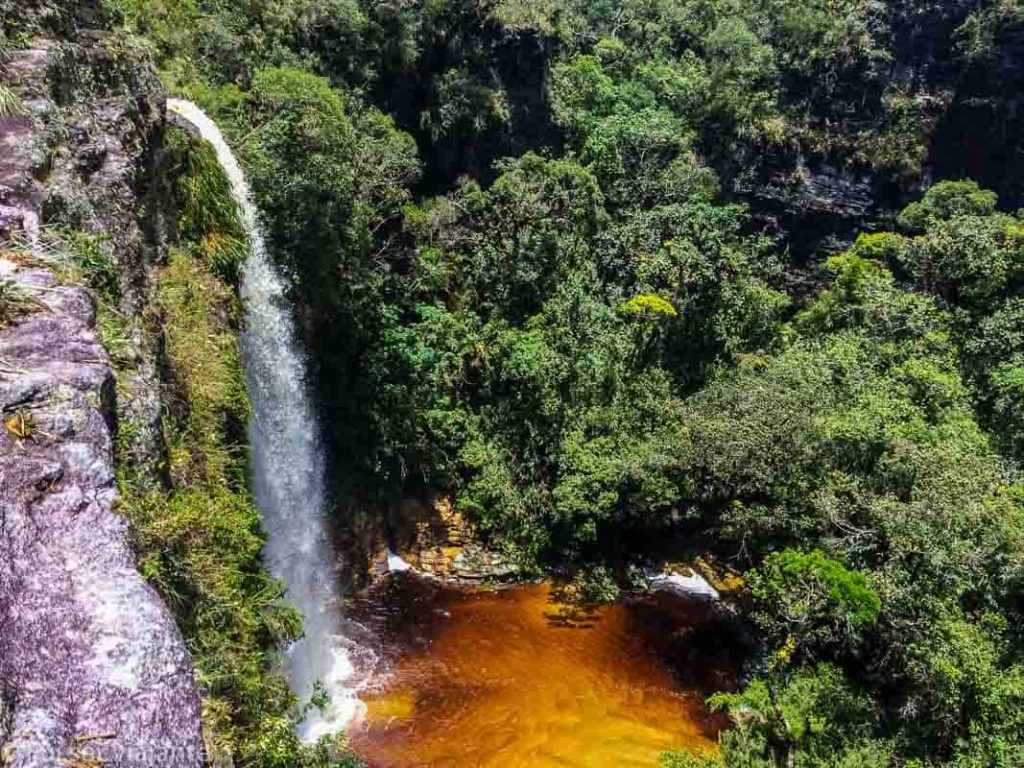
[0,31,203,768]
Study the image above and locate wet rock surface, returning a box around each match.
[386,496,519,583]
[0,264,203,767]
[647,567,721,602]
[450,544,518,581]
[0,41,202,768]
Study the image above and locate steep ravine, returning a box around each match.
[0,39,203,768]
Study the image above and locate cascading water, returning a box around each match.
[167,99,364,742]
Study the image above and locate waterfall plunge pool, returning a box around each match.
[167,100,744,764]
[344,576,743,767]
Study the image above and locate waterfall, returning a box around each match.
[166,99,363,742]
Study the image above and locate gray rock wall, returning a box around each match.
[0,38,203,768]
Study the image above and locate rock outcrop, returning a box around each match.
[386,495,518,583]
[0,35,203,768]
[647,568,721,602]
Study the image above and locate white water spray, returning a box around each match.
[167,99,364,741]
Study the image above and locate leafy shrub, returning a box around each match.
[619,293,678,318]
[574,565,620,604]
[749,549,880,660]
[897,179,999,231]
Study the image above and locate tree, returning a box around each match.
[662,665,891,768]
[749,549,880,661]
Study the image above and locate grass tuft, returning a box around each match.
[0,83,24,116]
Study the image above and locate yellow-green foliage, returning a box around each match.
[0,83,25,116]
[619,293,678,319]
[490,0,575,36]
[849,231,905,261]
[158,249,249,482]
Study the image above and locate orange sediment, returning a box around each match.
[349,581,735,767]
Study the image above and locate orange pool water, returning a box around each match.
[348,579,738,768]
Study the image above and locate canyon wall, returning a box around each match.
[0,21,204,768]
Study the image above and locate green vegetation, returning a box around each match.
[656,203,1024,766]
[662,664,892,768]
[0,83,23,115]
[32,0,1024,765]
[749,550,881,659]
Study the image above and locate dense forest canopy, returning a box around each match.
[8,0,1024,765]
